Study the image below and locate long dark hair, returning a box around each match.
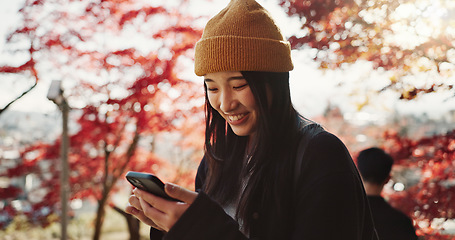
[203,71,309,238]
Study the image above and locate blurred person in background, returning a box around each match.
[357,147,418,240]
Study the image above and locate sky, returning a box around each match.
[0,0,454,120]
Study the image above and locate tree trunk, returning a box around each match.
[112,205,141,240]
[126,216,141,240]
[92,195,108,240]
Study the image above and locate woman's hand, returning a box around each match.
[125,183,198,232]
[126,193,164,230]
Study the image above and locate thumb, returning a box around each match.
[165,183,198,204]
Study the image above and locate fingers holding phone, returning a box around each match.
[125,194,163,231]
[125,171,178,201]
[127,192,143,211]
[164,183,198,204]
[132,183,198,232]
[124,171,199,232]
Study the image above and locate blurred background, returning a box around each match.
[0,0,454,239]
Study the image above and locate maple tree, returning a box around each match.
[278,1,455,236]
[317,106,455,239]
[379,129,455,239]
[0,38,38,115]
[279,0,455,100]
[2,0,453,239]
[0,0,204,239]
[278,1,455,237]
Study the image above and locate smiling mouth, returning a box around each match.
[227,113,247,123]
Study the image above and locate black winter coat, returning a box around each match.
[368,196,417,240]
[151,131,379,240]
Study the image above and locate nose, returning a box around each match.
[219,89,237,113]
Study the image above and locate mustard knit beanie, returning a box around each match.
[194,0,293,76]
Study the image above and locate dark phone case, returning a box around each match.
[125,171,178,201]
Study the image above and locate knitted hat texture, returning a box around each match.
[194,0,294,76]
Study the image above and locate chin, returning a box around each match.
[232,130,246,136]
[231,128,253,137]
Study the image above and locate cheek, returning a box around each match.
[241,90,257,110]
[207,94,219,110]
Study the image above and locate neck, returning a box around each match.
[363,182,384,196]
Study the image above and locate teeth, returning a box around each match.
[228,113,245,122]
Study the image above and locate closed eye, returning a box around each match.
[233,84,248,90]
[207,87,218,92]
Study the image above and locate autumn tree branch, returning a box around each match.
[0,80,37,116]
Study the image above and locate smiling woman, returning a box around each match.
[204,72,259,137]
[126,0,379,239]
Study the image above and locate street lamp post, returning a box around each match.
[47,80,70,240]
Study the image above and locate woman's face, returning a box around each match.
[204,71,258,137]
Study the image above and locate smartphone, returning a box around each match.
[125,171,178,201]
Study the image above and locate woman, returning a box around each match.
[126,0,378,239]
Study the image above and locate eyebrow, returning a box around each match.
[204,76,245,83]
